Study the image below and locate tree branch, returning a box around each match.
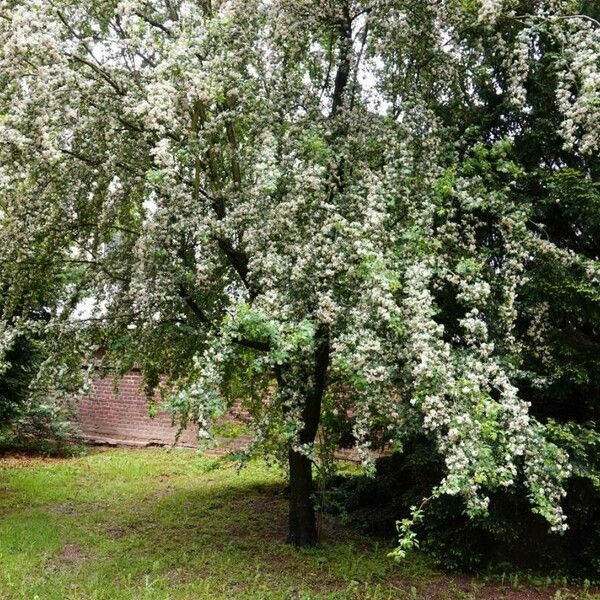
[235,337,270,352]
[511,14,600,28]
[65,53,124,96]
[217,238,258,300]
[133,10,173,35]
[177,284,212,327]
[330,5,353,118]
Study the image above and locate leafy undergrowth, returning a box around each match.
[0,448,597,600]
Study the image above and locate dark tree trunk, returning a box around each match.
[287,447,318,546]
[285,325,330,547]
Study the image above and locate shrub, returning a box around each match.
[324,433,600,581]
[0,336,82,456]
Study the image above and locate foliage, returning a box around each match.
[0,333,80,455]
[0,335,37,428]
[0,0,599,545]
[324,432,600,580]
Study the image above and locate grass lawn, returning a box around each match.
[0,448,597,600]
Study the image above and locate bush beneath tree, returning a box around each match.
[324,435,600,581]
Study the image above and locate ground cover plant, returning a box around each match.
[0,447,599,600]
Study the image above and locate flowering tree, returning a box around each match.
[1,0,598,546]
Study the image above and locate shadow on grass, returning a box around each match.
[103,478,386,571]
[2,451,592,599]
[75,469,596,599]
[46,468,410,598]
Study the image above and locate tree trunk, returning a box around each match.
[287,447,318,546]
[285,325,330,547]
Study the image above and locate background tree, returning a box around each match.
[0,289,80,452]
[0,335,37,434]
[0,0,598,547]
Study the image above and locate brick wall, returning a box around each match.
[76,371,365,460]
[77,371,200,447]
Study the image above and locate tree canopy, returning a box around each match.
[0,0,598,546]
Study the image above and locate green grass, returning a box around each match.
[0,448,597,600]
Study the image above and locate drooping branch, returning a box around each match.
[511,14,600,28]
[59,148,140,177]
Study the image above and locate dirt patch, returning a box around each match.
[390,575,593,599]
[154,484,176,499]
[0,452,69,470]
[60,542,86,563]
[44,500,104,516]
[105,526,125,539]
[45,501,79,516]
[163,566,212,586]
[48,542,88,571]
